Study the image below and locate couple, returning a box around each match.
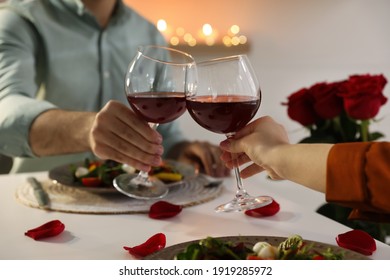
[1,0,389,223]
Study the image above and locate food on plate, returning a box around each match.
[148,163,183,183]
[174,235,344,260]
[72,159,184,187]
[71,159,125,187]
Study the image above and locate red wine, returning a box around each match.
[186,95,260,134]
[127,92,186,123]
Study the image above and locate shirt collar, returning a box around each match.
[58,0,85,16]
[57,0,127,25]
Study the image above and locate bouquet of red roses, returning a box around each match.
[283,74,388,143]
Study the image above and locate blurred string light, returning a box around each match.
[156,19,247,47]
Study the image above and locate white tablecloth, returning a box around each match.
[1,171,389,260]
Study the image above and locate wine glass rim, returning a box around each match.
[137,45,195,66]
[197,54,248,65]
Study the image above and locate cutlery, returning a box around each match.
[27,177,50,207]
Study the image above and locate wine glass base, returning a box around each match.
[113,173,168,200]
[215,195,273,213]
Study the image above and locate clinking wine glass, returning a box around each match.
[113,45,196,199]
[186,55,273,212]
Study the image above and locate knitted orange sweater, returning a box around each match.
[327,142,390,222]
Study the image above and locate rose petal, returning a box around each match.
[149,201,182,219]
[25,220,65,240]
[124,233,166,258]
[245,199,280,217]
[336,229,376,256]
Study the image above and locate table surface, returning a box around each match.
[1,170,389,260]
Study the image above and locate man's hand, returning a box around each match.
[168,140,230,178]
[30,100,164,172]
[89,101,164,172]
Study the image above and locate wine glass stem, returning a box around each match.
[149,123,159,130]
[233,166,244,192]
[133,122,159,185]
[226,133,247,197]
[137,170,150,184]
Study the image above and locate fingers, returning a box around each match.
[89,101,164,171]
[240,163,266,179]
[101,101,163,146]
[220,155,280,180]
[175,141,230,178]
[91,128,162,171]
[220,151,251,169]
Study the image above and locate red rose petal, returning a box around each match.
[124,233,166,258]
[245,199,280,217]
[336,229,376,256]
[25,220,65,240]
[149,201,182,219]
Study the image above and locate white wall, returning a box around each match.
[126,0,390,144]
[245,0,390,144]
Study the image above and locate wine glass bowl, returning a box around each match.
[125,45,195,124]
[186,95,260,135]
[186,55,273,212]
[113,45,196,200]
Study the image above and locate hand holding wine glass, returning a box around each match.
[113,45,196,199]
[186,55,273,212]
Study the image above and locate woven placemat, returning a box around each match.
[15,178,223,214]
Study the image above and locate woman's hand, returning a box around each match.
[219,116,290,180]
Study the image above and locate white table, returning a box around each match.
[1,171,390,260]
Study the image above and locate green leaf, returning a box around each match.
[369,132,385,141]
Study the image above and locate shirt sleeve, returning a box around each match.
[326,142,390,222]
[0,9,57,157]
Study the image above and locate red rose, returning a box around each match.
[309,81,345,119]
[339,74,387,120]
[283,88,321,126]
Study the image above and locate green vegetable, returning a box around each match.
[175,236,252,260]
[175,236,344,260]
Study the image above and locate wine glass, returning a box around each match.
[186,55,273,212]
[113,45,196,199]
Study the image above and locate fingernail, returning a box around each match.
[152,156,162,166]
[220,139,230,149]
[155,133,163,144]
[156,146,164,155]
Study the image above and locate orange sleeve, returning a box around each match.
[326,142,390,222]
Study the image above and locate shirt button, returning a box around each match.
[103,71,110,79]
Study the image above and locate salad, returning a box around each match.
[174,235,344,260]
[71,158,184,187]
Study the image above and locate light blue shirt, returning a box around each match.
[0,0,186,172]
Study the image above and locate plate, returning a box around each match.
[144,235,370,260]
[48,159,197,194]
[16,176,223,214]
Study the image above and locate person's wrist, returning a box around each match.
[263,143,290,180]
[84,112,98,152]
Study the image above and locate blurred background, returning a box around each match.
[125,0,390,145]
